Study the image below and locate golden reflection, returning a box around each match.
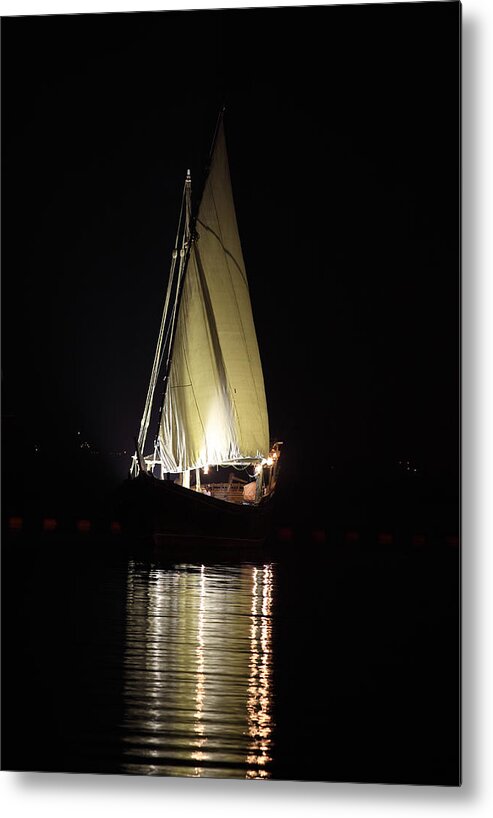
[190,564,207,776]
[246,564,274,778]
[122,559,275,778]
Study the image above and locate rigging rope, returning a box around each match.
[134,179,188,467]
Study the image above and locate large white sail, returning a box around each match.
[158,121,270,473]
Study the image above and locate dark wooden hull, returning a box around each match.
[117,473,274,549]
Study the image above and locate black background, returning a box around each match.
[2,2,460,520]
[1,3,461,787]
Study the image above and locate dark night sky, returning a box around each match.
[1,2,460,487]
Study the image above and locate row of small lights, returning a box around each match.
[6,516,458,547]
[7,516,121,534]
[276,527,459,547]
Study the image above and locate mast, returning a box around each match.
[130,173,190,477]
[152,107,226,453]
[153,170,193,451]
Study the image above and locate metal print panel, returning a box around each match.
[1,1,460,786]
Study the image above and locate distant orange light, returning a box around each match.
[43,518,57,532]
[77,519,91,533]
[277,526,293,542]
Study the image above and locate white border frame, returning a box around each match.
[1,1,491,815]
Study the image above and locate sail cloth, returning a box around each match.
[158,122,270,473]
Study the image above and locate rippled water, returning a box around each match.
[2,537,460,784]
[122,561,275,778]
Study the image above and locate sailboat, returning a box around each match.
[119,111,282,548]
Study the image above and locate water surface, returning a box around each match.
[122,561,274,778]
[2,535,460,784]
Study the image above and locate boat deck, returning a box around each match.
[198,482,247,504]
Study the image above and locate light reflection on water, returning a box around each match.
[122,560,275,778]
